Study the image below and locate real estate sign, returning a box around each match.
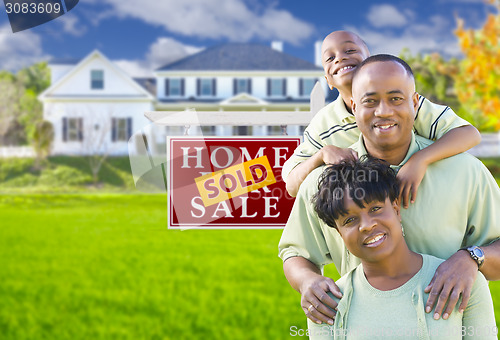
[167,137,300,229]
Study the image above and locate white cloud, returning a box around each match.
[57,14,86,37]
[113,37,203,78]
[347,13,461,58]
[367,4,409,28]
[0,24,49,71]
[146,37,203,70]
[84,0,315,45]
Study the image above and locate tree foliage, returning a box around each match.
[32,120,54,169]
[454,0,500,131]
[400,49,461,111]
[0,62,50,145]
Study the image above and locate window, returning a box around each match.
[91,70,104,89]
[201,126,216,136]
[62,117,83,142]
[234,78,251,94]
[267,78,286,97]
[233,126,252,136]
[165,78,184,96]
[197,78,216,96]
[267,125,283,135]
[112,118,132,142]
[300,78,317,96]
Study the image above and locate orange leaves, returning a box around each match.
[453,1,500,130]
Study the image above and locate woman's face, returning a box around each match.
[334,195,403,263]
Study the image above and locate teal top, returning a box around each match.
[279,133,500,275]
[307,255,497,340]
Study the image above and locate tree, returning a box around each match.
[454,0,500,131]
[32,120,54,169]
[400,49,461,110]
[77,108,119,186]
[0,75,24,145]
[0,62,50,145]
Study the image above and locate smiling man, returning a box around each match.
[279,54,500,327]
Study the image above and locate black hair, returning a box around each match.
[351,54,414,84]
[312,156,399,230]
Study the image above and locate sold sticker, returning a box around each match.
[194,156,276,207]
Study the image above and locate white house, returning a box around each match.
[39,42,330,155]
[38,50,155,155]
[154,42,325,137]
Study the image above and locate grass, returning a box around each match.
[1,156,500,338]
[0,194,312,339]
[0,194,499,339]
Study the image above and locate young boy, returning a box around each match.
[283,30,481,207]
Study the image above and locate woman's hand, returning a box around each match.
[300,274,342,325]
[397,152,428,208]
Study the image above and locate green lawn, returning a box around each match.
[0,194,499,339]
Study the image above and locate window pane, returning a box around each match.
[233,126,252,135]
[115,118,128,141]
[68,118,79,141]
[303,79,316,96]
[271,79,283,96]
[201,79,212,96]
[201,126,216,136]
[236,79,248,94]
[91,70,104,89]
[170,79,181,96]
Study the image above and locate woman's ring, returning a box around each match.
[308,305,314,312]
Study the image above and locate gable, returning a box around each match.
[40,51,153,100]
[220,93,268,106]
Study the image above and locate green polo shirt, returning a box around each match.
[306,255,497,340]
[278,133,500,275]
[282,95,471,181]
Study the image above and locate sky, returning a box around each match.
[0,0,497,77]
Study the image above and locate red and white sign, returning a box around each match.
[167,137,300,229]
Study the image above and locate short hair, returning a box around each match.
[351,54,414,84]
[313,156,399,230]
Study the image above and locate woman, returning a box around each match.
[309,157,497,340]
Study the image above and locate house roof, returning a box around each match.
[156,43,322,71]
[134,78,156,96]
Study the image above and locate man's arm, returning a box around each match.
[424,236,500,320]
[398,125,481,207]
[481,239,500,280]
[283,256,341,326]
[285,146,357,197]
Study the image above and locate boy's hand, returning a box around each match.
[397,153,428,208]
[320,145,358,165]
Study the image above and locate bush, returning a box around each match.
[38,166,92,186]
[1,173,38,187]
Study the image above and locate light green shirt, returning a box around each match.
[278,133,500,275]
[307,255,497,340]
[282,95,471,181]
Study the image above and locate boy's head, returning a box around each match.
[321,30,370,92]
[313,156,399,230]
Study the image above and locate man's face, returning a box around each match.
[321,31,370,91]
[351,61,419,152]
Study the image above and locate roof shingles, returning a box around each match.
[157,43,321,71]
